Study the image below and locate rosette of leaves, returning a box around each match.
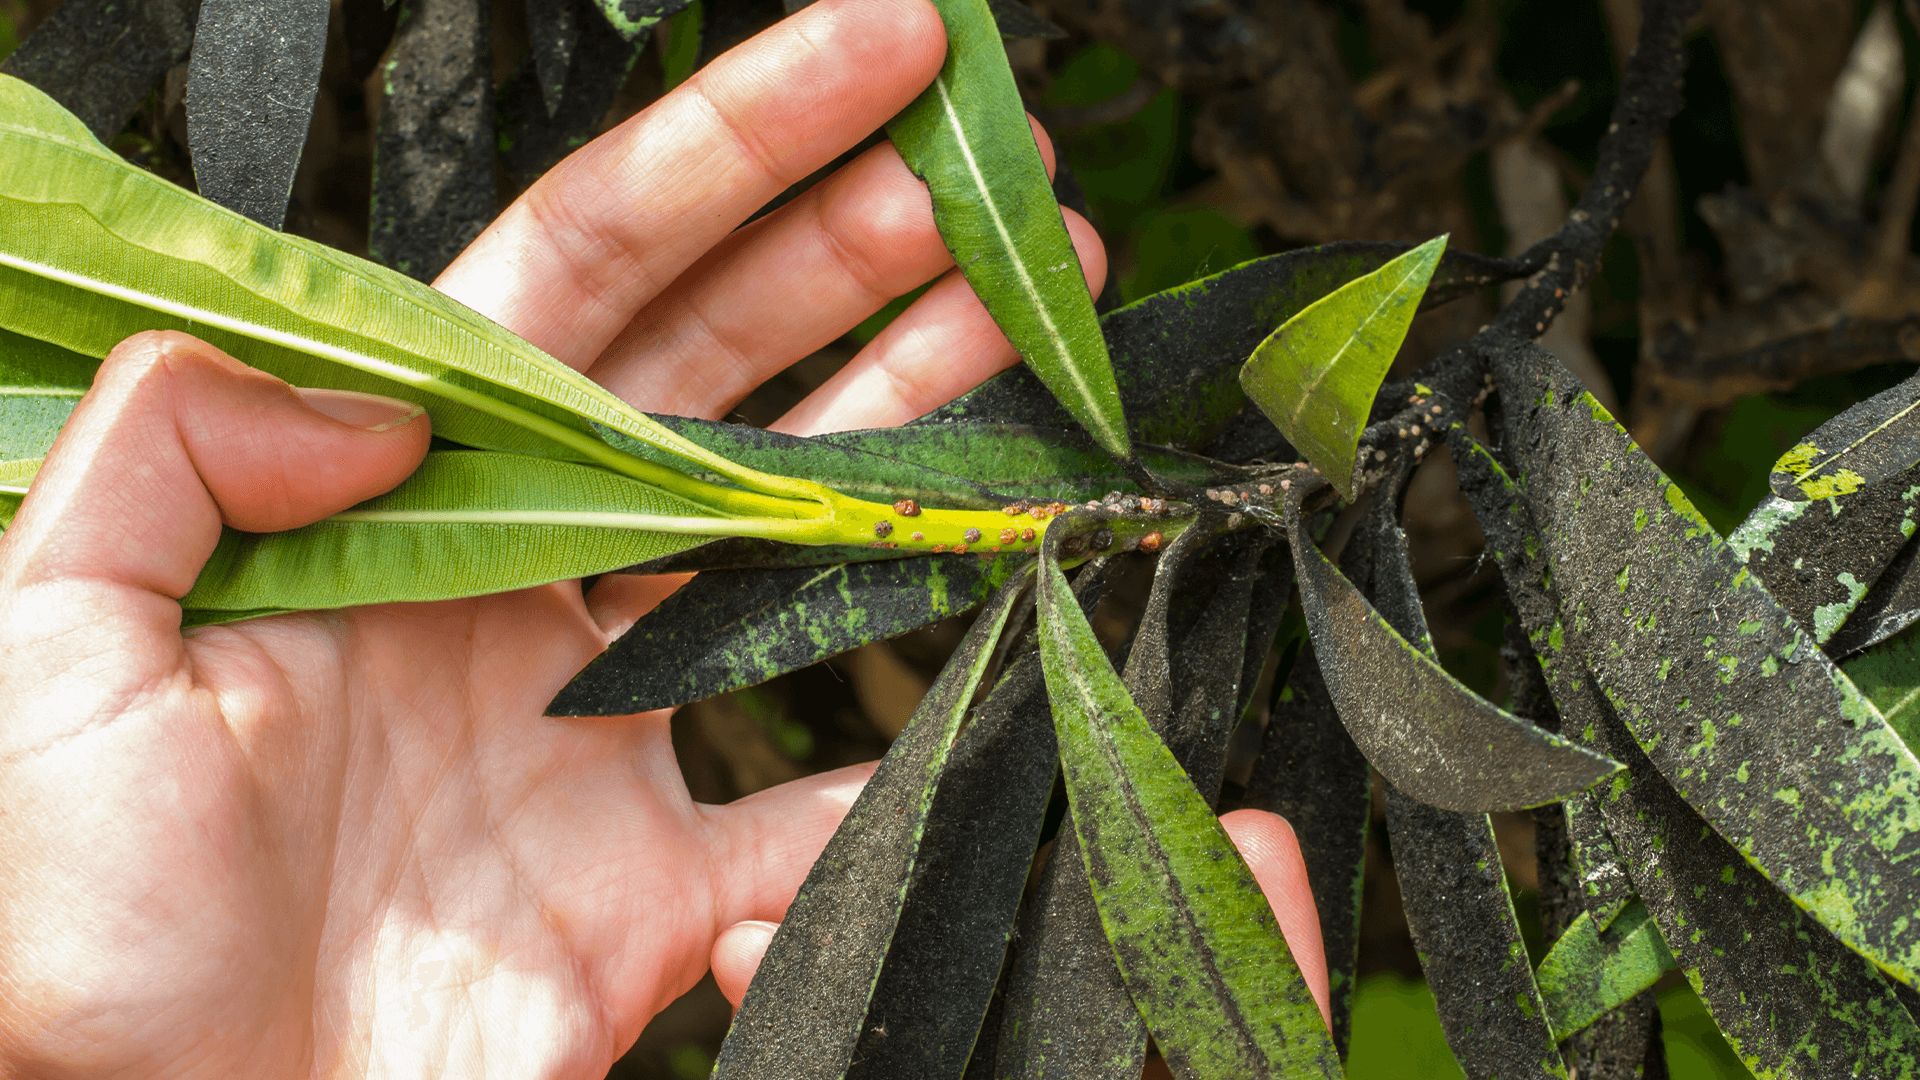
[11,0,1920,1076]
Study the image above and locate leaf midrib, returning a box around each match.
[1285,257,1425,434]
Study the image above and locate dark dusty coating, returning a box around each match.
[1490,342,1920,988]
[714,569,1103,1080]
[1,0,199,139]
[1730,370,1920,649]
[550,554,1021,715]
[1834,538,1920,656]
[1357,500,1568,1080]
[1285,498,1617,814]
[184,0,330,229]
[370,0,496,281]
[989,531,1268,1078]
[1451,417,1920,1077]
[499,0,642,188]
[925,241,1524,454]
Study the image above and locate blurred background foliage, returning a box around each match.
[11,0,1918,1074]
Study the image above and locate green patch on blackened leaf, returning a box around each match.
[1535,902,1675,1042]
[1490,341,1920,990]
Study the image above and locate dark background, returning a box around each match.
[9,1,1913,1075]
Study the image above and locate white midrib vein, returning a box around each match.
[931,74,1120,450]
[0,386,81,397]
[1799,396,1920,483]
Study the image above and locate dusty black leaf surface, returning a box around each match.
[924,242,1522,453]
[1730,371,1920,646]
[185,0,329,228]
[1361,499,1569,1080]
[1832,538,1920,657]
[2,0,200,138]
[500,0,640,187]
[592,0,694,39]
[551,554,1027,715]
[1287,489,1618,813]
[1491,340,1920,988]
[712,576,1030,1080]
[1454,417,1920,1076]
[370,0,495,280]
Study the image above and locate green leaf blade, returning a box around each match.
[1239,235,1446,498]
[1035,547,1341,1079]
[888,0,1129,459]
[1535,903,1675,1043]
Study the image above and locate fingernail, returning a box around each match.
[295,387,425,432]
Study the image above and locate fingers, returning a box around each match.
[1220,809,1333,1029]
[590,116,1057,416]
[698,761,878,934]
[708,805,1333,1032]
[774,210,1108,435]
[0,332,429,609]
[434,0,949,369]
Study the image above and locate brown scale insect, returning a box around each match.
[1021,527,1036,542]
[999,528,1019,545]
[910,531,925,542]
[963,528,983,545]
[931,543,948,553]
[893,499,922,518]
[952,542,970,555]
[874,520,894,539]
[1138,531,1165,553]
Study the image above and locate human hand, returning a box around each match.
[0,2,1325,1076]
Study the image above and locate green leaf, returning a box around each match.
[1448,407,1920,1077]
[658,0,702,89]
[589,0,690,40]
[1240,236,1446,498]
[1285,492,1620,812]
[714,574,1035,1080]
[1728,372,1920,647]
[888,0,1130,459]
[929,240,1522,456]
[0,326,92,460]
[0,456,36,528]
[0,74,821,514]
[1845,626,1920,749]
[182,450,727,614]
[1035,534,1341,1080]
[1535,903,1675,1043]
[551,554,1029,714]
[1832,540,1920,655]
[1490,341,1920,990]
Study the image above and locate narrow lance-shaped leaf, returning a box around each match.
[1284,486,1619,812]
[1729,370,1920,647]
[0,74,848,512]
[1035,521,1341,1080]
[992,530,1270,1079]
[1360,494,1568,1080]
[1240,236,1446,498]
[0,0,199,139]
[1449,414,1920,1077]
[1833,539,1920,656]
[927,240,1525,456]
[0,327,92,460]
[1490,339,1920,989]
[550,554,1027,715]
[501,0,644,188]
[185,0,330,229]
[714,572,1030,1080]
[590,0,692,40]
[889,0,1130,459]
[1534,903,1676,1043]
[1846,627,1920,751]
[659,1,702,89]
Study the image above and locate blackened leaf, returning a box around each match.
[890,0,1129,458]
[1,0,199,138]
[713,573,1028,1079]
[1285,495,1619,812]
[1363,501,1568,1080]
[991,531,1271,1079]
[185,0,329,228]
[550,554,1027,714]
[987,0,1063,38]
[1846,626,1920,748]
[1450,417,1920,1076]
[500,0,641,188]
[526,0,584,115]
[1243,643,1368,1055]
[343,0,401,81]
[1729,372,1920,645]
[371,0,496,280]
[621,538,907,574]
[1035,540,1341,1079]
[591,0,692,39]
[0,327,92,460]
[1491,340,1920,988]
[1562,795,1636,932]
[635,417,1228,510]
[1534,902,1675,1042]
[1240,236,1446,499]
[923,241,1523,455]
[1832,539,1920,656]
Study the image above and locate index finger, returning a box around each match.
[435,0,948,370]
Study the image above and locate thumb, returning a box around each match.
[0,331,430,620]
